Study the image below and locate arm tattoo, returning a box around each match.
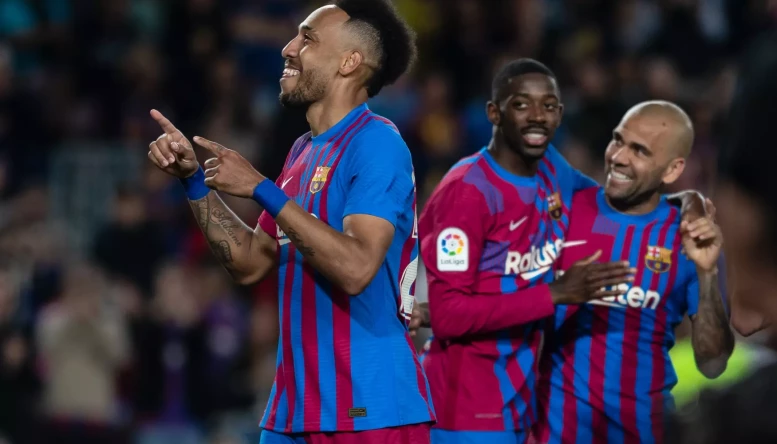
[692,270,735,368]
[210,208,243,246]
[286,227,315,257]
[210,240,233,264]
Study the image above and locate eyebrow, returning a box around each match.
[514,92,560,100]
[614,130,651,154]
[300,24,315,32]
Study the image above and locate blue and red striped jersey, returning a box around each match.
[256,103,434,433]
[418,146,595,432]
[535,187,701,444]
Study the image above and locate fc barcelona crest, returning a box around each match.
[310,166,331,194]
[645,245,672,273]
[547,192,562,220]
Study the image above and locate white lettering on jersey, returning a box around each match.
[504,238,564,280]
[437,227,469,271]
[555,270,661,310]
[277,213,318,246]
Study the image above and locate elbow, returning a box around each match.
[696,356,729,379]
[339,262,381,296]
[341,279,369,296]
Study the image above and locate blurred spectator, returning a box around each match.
[36,263,130,443]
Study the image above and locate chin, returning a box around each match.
[520,145,549,159]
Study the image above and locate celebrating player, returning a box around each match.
[146,1,434,443]
[533,101,734,444]
[417,59,638,444]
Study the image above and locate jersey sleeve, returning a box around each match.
[342,125,414,227]
[419,178,555,341]
[547,145,598,194]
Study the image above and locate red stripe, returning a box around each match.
[535,324,554,443]
[649,208,681,442]
[373,115,399,133]
[332,287,354,430]
[620,221,657,443]
[403,333,435,420]
[560,318,578,444]
[589,225,632,442]
[300,262,321,429]
[263,363,285,430]
[281,245,298,432]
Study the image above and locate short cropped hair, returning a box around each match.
[491,58,556,102]
[333,0,417,97]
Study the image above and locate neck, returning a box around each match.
[606,191,662,215]
[306,83,368,136]
[487,132,540,177]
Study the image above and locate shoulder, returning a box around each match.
[286,131,312,166]
[572,186,601,209]
[346,115,410,164]
[426,154,491,209]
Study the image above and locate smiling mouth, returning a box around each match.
[281,68,300,78]
[607,170,633,183]
[521,128,548,146]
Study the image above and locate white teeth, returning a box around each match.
[283,68,300,77]
[609,171,631,181]
[524,133,547,143]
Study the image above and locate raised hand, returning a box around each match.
[148,110,199,178]
[549,250,636,305]
[681,217,722,272]
[194,136,266,198]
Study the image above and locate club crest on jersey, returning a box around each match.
[309,166,331,194]
[645,245,672,273]
[547,192,562,220]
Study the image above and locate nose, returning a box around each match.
[609,146,628,166]
[527,104,547,124]
[281,35,300,60]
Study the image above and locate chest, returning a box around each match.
[279,142,349,227]
[479,178,570,281]
[560,214,690,313]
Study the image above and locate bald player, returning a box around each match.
[532,101,734,444]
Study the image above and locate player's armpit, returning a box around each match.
[275,203,395,295]
[690,268,735,379]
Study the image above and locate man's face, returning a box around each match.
[488,73,563,160]
[279,6,348,108]
[603,112,682,204]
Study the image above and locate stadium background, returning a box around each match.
[0,0,774,443]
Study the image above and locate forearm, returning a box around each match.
[274,202,374,295]
[691,268,735,378]
[189,191,275,284]
[429,284,555,340]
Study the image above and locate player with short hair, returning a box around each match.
[417,59,637,444]
[146,1,434,443]
[533,101,735,444]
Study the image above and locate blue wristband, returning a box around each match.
[253,179,290,218]
[180,167,211,201]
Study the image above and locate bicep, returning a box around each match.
[342,213,395,264]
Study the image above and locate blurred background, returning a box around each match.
[0,0,775,443]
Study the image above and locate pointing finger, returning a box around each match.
[150,109,180,136]
[193,136,227,156]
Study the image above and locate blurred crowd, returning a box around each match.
[0,0,775,443]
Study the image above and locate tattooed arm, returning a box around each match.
[682,216,734,378]
[189,192,277,285]
[690,267,735,379]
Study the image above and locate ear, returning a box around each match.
[339,50,364,76]
[486,101,501,126]
[661,157,686,186]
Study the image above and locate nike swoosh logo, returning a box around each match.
[509,217,528,231]
[561,240,587,248]
[281,176,293,189]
